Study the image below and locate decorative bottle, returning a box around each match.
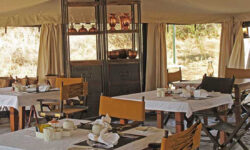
[207,61,214,77]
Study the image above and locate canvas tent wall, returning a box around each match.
[2,0,250,26]
[1,0,250,80]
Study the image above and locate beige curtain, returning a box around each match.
[247,52,250,69]
[218,20,234,77]
[145,24,167,91]
[37,24,64,83]
[228,21,245,69]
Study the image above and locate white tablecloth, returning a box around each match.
[0,87,60,110]
[114,90,233,118]
[0,119,165,150]
[172,80,201,88]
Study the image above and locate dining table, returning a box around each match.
[114,90,233,143]
[172,78,250,124]
[0,119,165,150]
[0,87,60,131]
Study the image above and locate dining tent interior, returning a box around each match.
[0,0,250,149]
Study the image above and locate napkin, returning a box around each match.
[194,89,209,98]
[39,85,50,92]
[92,114,112,130]
[88,114,119,148]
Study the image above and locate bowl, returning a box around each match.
[108,51,119,59]
[127,50,137,59]
[118,49,128,59]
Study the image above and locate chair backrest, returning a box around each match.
[166,67,182,84]
[99,96,145,122]
[59,82,85,113]
[225,67,250,79]
[27,77,38,85]
[16,76,28,86]
[0,75,15,87]
[0,78,10,88]
[197,74,235,94]
[161,122,202,150]
[55,77,83,88]
[60,82,84,101]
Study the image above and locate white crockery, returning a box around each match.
[43,127,54,142]
[63,120,75,130]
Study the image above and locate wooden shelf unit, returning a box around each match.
[62,0,142,116]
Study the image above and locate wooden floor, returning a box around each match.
[0,114,249,150]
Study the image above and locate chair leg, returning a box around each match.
[27,105,39,127]
[163,112,171,125]
[238,139,248,150]
[213,131,220,150]
[203,116,208,125]
[202,126,221,149]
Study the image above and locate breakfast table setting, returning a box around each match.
[114,87,233,132]
[171,78,250,124]
[0,117,165,150]
[0,84,60,131]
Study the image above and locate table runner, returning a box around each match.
[114,90,233,118]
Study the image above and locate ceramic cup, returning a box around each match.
[43,127,54,142]
[14,86,21,92]
[63,120,75,130]
[156,88,162,97]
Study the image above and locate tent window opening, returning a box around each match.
[242,22,250,68]
[0,27,40,78]
[69,23,133,61]
[70,23,97,61]
[166,24,221,80]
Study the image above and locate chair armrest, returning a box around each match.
[38,111,64,118]
[37,99,59,103]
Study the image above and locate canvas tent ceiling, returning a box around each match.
[1,0,250,26]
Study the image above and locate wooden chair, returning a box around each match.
[99,96,145,124]
[225,67,250,113]
[195,74,235,125]
[27,77,38,85]
[38,81,88,118]
[197,74,235,94]
[164,68,182,125]
[202,108,250,150]
[15,76,28,86]
[225,67,250,79]
[45,75,59,88]
[161,121,202,150]
[41,77,88,111]
[166,67,182,86]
